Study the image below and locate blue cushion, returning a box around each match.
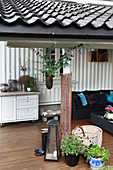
[106,94,113,103]
[110,91,113,95]
[77,93,88,106]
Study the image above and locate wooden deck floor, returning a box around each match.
[0,119,113,170]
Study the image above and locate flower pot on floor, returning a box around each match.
[84,144,110,170]
[89,156,104,169]
[64,154,80,167]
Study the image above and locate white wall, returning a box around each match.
[74,48,113,91]
[0,42,5,83]
[0,42,113,105]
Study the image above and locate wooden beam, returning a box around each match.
[60,73,72,141]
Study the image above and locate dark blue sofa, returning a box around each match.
[71,90,113,120]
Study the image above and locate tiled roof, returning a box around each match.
[0,0,113,29]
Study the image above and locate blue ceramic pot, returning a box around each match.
[89,156,104,169]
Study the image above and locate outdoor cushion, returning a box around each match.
[73,95,82,107]
[85,94,96,105]
[76,105,94,110]
[77,93,88,106]
[110,91,113,95]
[106,94,113,103]
[94,103,106,112]
[94,94,107,104]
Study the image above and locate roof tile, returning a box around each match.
[0,0,113,29]
[45,17,56,25]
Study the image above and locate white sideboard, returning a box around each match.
[0,91,40,126]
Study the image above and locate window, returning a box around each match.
[45,48,64,76]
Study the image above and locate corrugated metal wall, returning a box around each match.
[74,48,113,91]
[0,41,113,104]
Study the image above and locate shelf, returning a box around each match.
[98,53,108,62]
[89,51,109,62]
[89,51,98,62]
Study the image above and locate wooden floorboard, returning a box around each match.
[0,119,113,170]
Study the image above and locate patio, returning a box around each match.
[0,119,112,170]
[0,0,113,168]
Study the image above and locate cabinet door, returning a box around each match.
[2,96,16,122]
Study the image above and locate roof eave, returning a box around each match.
[0,21,113,40]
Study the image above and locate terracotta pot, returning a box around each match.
[64,153,79,167]
[46,75,53,89]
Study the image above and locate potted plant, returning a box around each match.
[105,106,113,119]
[34,43,83,89]
[60,135,84,167]
[84,144,110,169]
[25,76,35,92]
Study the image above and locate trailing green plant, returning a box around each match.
[60,135,84,156]
[33,43,83,77]
[84,144,110,164]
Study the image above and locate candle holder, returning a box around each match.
[44,119,60,162]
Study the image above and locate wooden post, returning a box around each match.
[60,73,72,142]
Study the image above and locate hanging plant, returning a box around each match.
[33,43,83,89]
[46,75,53,89]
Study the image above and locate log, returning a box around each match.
[60,73,72,142]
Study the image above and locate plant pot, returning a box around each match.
[22,84,25,91]
[106,113,113,119]
[89,156,104,169]
[64,153,80,167]
[46,75,53,89]
[27,87,31,92]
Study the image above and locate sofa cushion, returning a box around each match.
[106,94,113,103]
[94,93,107,104]
[100,90,110,95]
[110,91,113,95]
[76,104,95,111]
[73,94,82,107]
[94,103,107,112]
[85,94,96,105]
[77,93,88,106]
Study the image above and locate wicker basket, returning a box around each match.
[72,125,102,147]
